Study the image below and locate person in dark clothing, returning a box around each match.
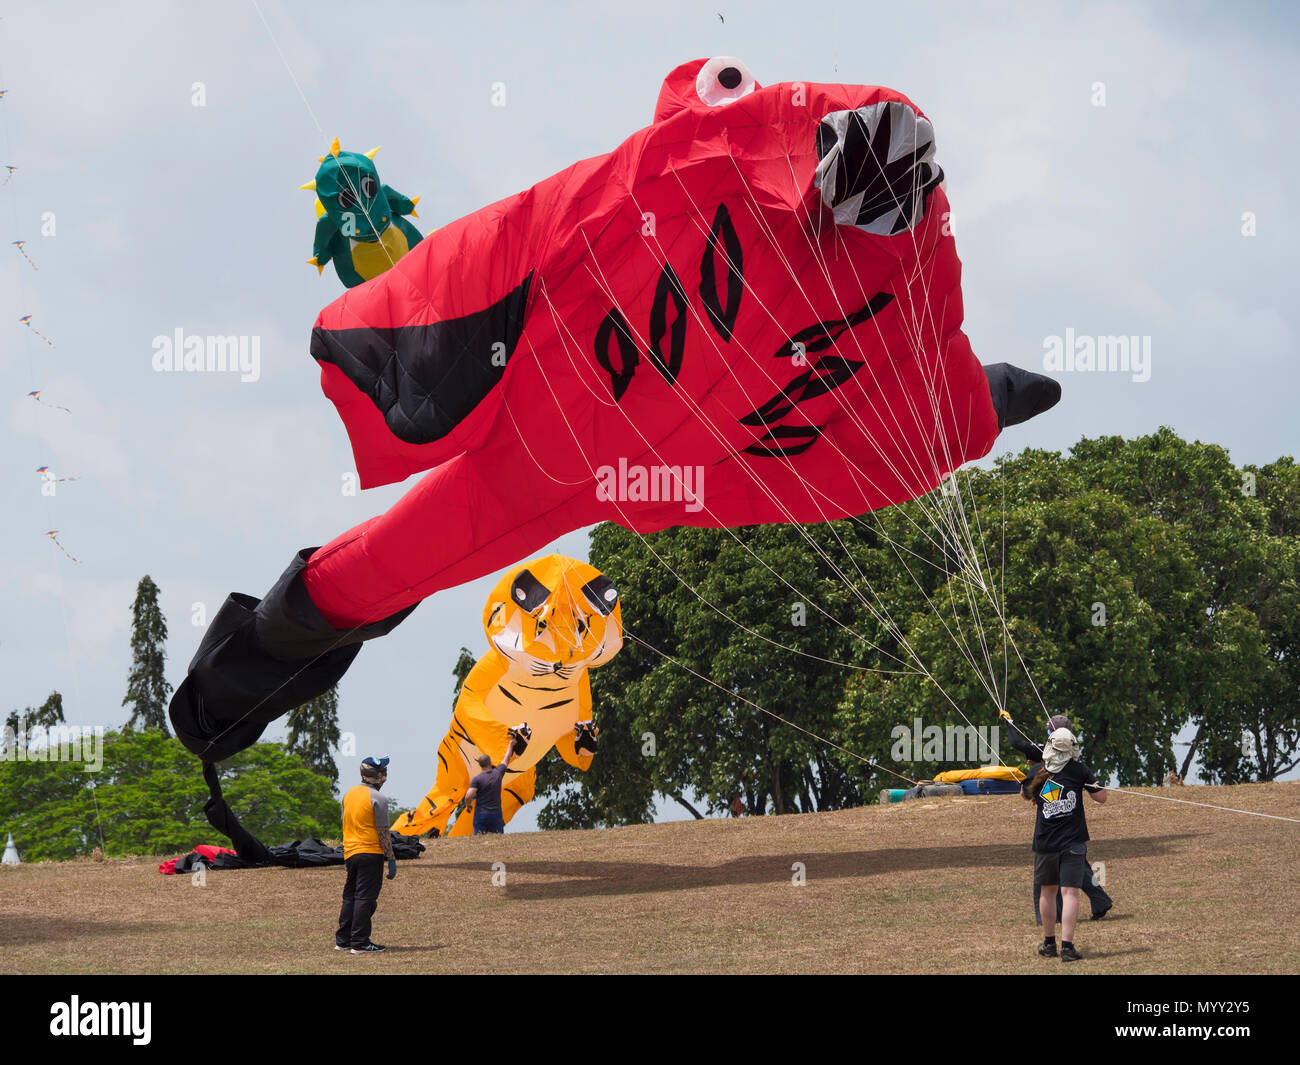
[336,756,396,955]
[1022,729,1107,962]
[1003,711,1113,922]
[464,735,520,834]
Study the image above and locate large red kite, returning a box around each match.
[172,57,1058,768]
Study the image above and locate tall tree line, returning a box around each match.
[533,429,1299,826]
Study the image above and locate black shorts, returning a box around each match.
[1034,845,1087,888]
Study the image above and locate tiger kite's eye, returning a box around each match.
[581,575,619,616]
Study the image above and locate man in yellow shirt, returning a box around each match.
[336,756,396,954]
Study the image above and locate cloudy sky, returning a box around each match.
[2,1,1295,828]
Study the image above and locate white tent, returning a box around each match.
[2,833,19,865]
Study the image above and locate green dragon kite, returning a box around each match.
[301,137,424,288]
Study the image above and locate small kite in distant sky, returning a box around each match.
[45,531,82,563]
[36,465,78,483]
[28,390,70,412]
[0,90,7,100]
[12,240,37,269]
[2,166,15,185]
[19,315,54,347]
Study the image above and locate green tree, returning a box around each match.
[533,429,1297,824]
[123,575,172,733]
[1068,431,1298,782]
[4,691,67,756]
[0,730,340,861]
[537,520,869,826]
[286,685,341,784]
[452,647,476,702]
[837,463,1201,787]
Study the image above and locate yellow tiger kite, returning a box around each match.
[394,555,623,838]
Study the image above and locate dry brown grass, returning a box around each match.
[2,781,1297,974]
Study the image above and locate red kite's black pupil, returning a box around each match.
[719,66,742,89]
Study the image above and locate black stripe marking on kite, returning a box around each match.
[497,685,522,705]
[648,262,688,385]
[594,306,639,401]
[743,424,824,458]
[699,203,744,342]
[540,698,574,710]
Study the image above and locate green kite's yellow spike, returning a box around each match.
[409,194,420,219]
[314,198,325,219]
[307,257,324,275]
[329,136,341,158]
[299,179,317,191]
[365,146,381,159]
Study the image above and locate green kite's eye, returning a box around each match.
[338,186,356,210]
[360,174,377,199]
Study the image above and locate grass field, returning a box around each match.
[2,781,1297,974]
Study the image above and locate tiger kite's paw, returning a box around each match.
[508,722,533,755]
[574,720,600,754]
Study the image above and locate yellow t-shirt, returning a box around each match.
[342,784,388,859]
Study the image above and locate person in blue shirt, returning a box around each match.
[463,733,522,834]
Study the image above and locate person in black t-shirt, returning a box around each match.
[1003,711,1113,923]
[1022,728,1107,962]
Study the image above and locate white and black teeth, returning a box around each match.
[815,101,944,236]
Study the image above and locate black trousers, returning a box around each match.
[337,853,385,948]
[1034,850,1112,924]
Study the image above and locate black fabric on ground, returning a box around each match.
[167,832,425,874]
[268,838,343,867]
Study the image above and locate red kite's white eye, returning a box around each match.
[696,56,756,107]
